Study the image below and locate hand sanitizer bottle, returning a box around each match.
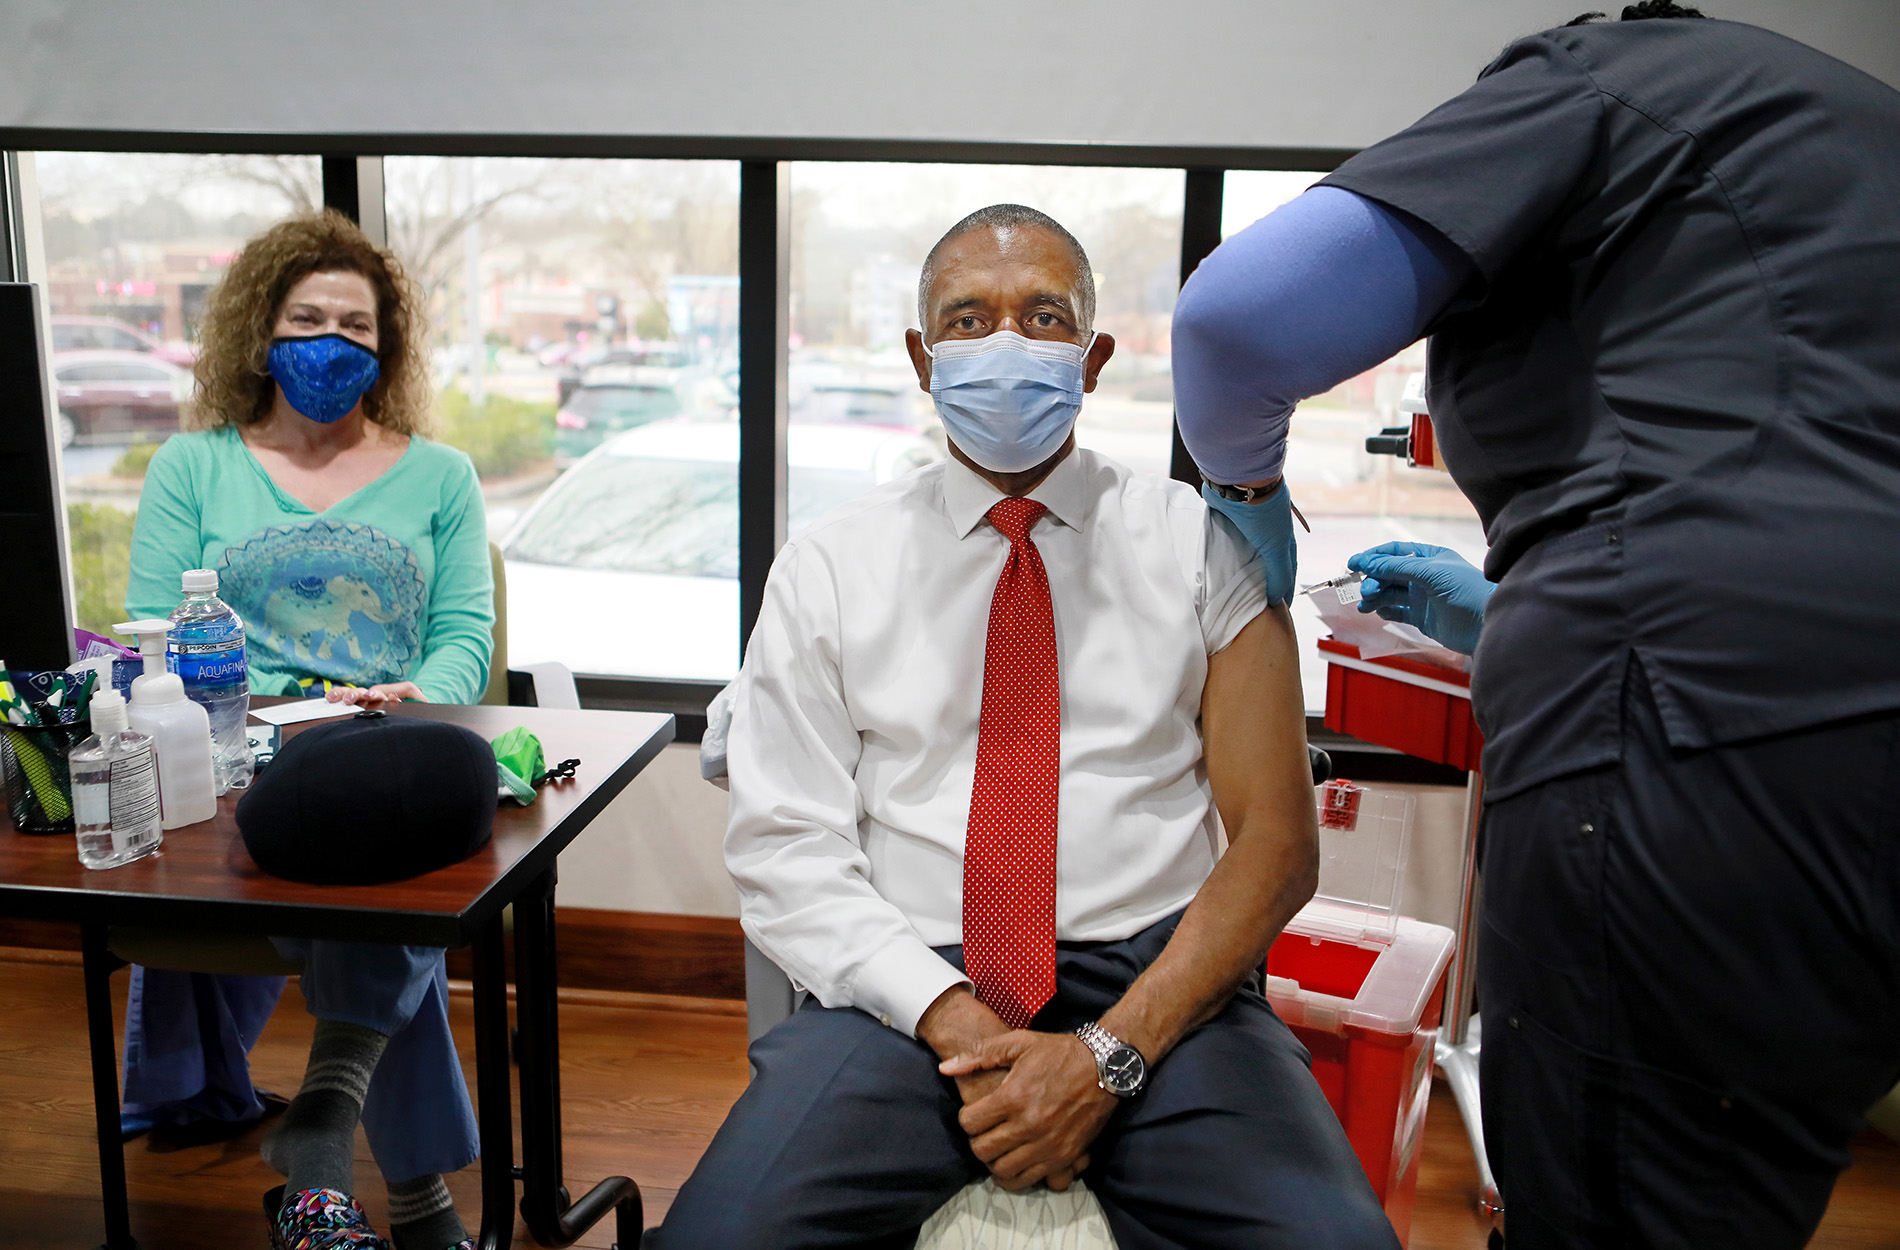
[69,688,164,869]
[116,618,218,828]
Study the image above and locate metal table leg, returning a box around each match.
[80,922,138,1250]
[1435,772,1502,1222]
[512,868,642,1248]
[472,912,519,1250]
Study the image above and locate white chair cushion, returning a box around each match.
[915,1178,1117,1250]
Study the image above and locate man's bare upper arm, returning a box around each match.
[1202,606,1317,846]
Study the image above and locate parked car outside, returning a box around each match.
[793,379,930,427]
[554,342,684,405]
[50,316,195,366]
[503,417,942,679]
[554,364,736,462]
[787,364,946,460]
[51,350,193,448]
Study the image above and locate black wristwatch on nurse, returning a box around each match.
[1202,474,1307,528]
[1075,1021,1148,1097]
[1200,475,1278,504]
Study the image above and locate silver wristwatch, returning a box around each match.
[1075,1021,1147,1097]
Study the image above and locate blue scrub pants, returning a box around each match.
[1479,664,1900,1248]
[121,941,478,1184]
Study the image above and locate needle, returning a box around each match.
[1299,572,1364,596]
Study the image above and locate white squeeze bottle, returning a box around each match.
[168,568,253,794]
[68,687,163,869]
[116,619,217,829]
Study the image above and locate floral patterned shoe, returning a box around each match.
[270,1187,392,1250]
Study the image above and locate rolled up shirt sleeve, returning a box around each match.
[724,541,971,1037]
[1199,505,1271,655]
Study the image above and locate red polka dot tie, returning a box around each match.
[964,497,1059,1030]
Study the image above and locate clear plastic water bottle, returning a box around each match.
[168,568,253,794]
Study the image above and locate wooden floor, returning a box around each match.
[2,948,1895,1249]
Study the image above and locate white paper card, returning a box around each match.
[249,700,360,726]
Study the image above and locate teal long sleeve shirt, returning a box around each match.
[127,427,495,705]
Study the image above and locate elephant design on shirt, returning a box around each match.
[262,574,399,662]
[218,519,425,685]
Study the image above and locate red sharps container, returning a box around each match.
[1263,785,1456,1247]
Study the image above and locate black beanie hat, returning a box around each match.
[237,711,497,885]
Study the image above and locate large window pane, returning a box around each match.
[382,157,741,682]
[1219,169,1322,239]
[1221,170,1487,710]
[791,163,1184,478]
[33,152,322,639]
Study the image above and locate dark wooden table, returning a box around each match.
[0,700,675,1250]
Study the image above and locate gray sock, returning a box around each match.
[388,1173,468,1250]
[261,1019,389,1198]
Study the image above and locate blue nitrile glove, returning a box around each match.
[1202,481,1296,606]
[1347,542,1495,655]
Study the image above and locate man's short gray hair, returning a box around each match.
[916,204,1096,335]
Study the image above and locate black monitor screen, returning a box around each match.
[0,283,75,670]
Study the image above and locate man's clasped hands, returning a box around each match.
[918,986,1120,1194]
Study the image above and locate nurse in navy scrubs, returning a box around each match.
[1169,6,1900,1246]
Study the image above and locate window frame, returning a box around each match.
[3,137,1364,740]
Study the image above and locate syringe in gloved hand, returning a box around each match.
[1299,571,1365,605]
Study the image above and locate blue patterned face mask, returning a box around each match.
[926,330,1093,473]
[267,334,381,424]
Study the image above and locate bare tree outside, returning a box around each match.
[383,157,546,320]
[35,153,320,317]
[188,155,321,216]
[383,157,740,356]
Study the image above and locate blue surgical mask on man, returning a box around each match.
[267,334,381,424]
[925,330,1095,473]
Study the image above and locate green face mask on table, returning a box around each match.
[490,726,580,806]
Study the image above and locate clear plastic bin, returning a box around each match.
[1262,783,1457,1247]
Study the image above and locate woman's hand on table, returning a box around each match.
[325,682,428,708]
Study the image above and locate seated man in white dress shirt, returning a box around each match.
[647,205,1396,1250]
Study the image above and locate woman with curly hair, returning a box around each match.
[122,209,489,1250]
[133,207,489,708]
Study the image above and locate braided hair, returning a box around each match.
[1567,2,1706,24]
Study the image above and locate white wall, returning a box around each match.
[3,2,1895,155]
[1384,782,1475,933]
[556,743,740,917]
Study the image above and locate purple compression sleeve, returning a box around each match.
[1171,185,1473,485]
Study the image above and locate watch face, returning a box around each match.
[1102,1045,1145,1095]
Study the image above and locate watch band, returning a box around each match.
[1200,475,1278,504]
[1201,475,1311,532]
[1074,1020,1125,1062]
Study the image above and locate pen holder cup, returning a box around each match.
[1,720,90,835]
